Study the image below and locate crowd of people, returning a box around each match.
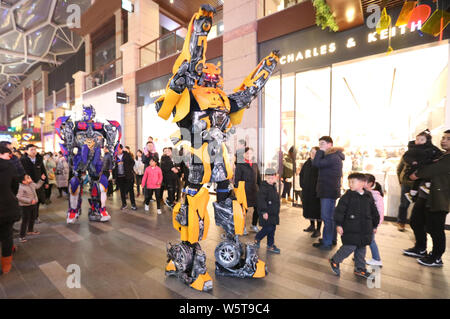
[0,129,449,279]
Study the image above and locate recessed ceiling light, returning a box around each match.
[170,0,173,4]
[346,7,355,22]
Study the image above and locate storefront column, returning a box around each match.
[128,0,159,46]
[85,34,92,74]
[223,0,259,158]
[72,71,86,115]
[31,80,36,117]
[115,9,123,74]
[22,87,27,120]
[120,42,141,153]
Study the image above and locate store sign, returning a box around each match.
[259,2,449,74]
[279,21,423,66]
[116,92,129,104]
[149,89,166,98]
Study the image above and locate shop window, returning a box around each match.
[92,36,116,72]
[260,0,306,18]
[262,73,281,176]
[330,44,448,218]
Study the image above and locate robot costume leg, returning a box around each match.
[213,179,267,279]
[165,187,213,291]
[87,175,111,222]
[67,176,82,224]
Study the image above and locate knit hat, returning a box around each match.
[417,129,432,141]
[265,167,277,176]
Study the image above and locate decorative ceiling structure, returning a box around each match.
[0,0,91,102]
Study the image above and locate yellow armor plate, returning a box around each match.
[233,200,245,236]
[186,188,210,244]
[192,86,230,112]
[234,181,248,213]
[252,260,266,278]
[190,272,213,291]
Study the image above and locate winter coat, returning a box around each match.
[21,153,47,203]
[134,157,145,176]
[102,152,113,172]
[17,179,45,206]
[282,153,294,180]
[234,161,261,207]
[55,157,69,188]
[416,153,450,213]
[21,153,48,184]
[397,157,414,188]
[312,147,345,199]
[299,158,321,220]
[141,165,163,189]
[143,152,160,168]
[160,155,179,187]
[256,181,280,227]
[334,190,380,246]
[113,152,135,180]
[398,141,443,185]
[44,158,57,185]
[0,159,20,224]
[369,189,384,225]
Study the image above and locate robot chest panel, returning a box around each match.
[192,87,230,112]
[76,131,104,150]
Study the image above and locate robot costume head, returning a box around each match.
[201,62,223,88]
[82,105,96,122]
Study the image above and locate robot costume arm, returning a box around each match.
[104,120,122,164]
[55,116,76,164]
[228,50,280,111]
[167,4,216,94]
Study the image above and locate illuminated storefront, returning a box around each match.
[259,5,450,222]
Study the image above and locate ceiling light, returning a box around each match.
[346,7,355,23]
[170,0,174,4]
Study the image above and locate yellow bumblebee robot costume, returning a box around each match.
[156,4,279,292]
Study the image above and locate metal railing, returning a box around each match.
[84,57,123,91]
[139,10,223,68]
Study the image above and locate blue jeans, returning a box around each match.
[255,224,276,247]
[320,198,337,247]
[397,184,411,224]
[369,235,381,261]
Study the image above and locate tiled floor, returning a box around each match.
[1,191,450,299]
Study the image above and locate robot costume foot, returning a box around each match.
[67,209,79,224]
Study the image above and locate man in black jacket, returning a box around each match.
[102,146,114,196]
[234,147,261,233]
[114,144,137,210]
[0,141,24,194]
[21,144,48,223]
[254,168,281,254]
[329,173,380,278]
[312,136,345,250]
[0,146,20,275]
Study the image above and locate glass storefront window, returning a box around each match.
[93,36,116,71]
[262,43,449,214]
[259,0,306,18]
[262,73,281,175]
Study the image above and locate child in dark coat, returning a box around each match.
[329,173,380,278]
[402,129,442,202]
[254,168,281,254]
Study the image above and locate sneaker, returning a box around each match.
[157,209,162,215]
[329,258,340,276]
[319,245,332,251]
[354,268,371,279]
[144,205,149,211]
[403,247,427,258]
[131,206,137,211]
[303,224,315,232]
[404,193,414,204]
[250,225,259,233]
[27,231,40,235]
[121,205,127,210]
[19,238,27,243]
[311,230,321,238]
[419,185,430,194]
[417,256,443,267]
[267,245,280,254]
[243,227,248,236]
[397,223,406,232]
[366,259,383,267]
[165,199,173,208]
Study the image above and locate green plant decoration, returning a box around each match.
[312,0,339,32]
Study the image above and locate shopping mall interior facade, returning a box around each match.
[0,0,449,228]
